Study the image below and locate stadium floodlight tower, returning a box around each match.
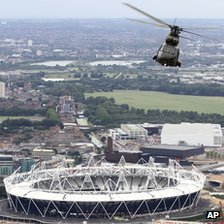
[4,157,206,220]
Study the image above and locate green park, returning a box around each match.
[85,90,224,115]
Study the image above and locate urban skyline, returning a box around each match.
[0,0,224,19]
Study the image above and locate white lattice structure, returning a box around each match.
[4,157,205,220]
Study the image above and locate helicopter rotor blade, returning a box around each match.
[183,27,219,30]
[124,2,212,41]
[173,18,177,26]
[182,29,211,39]
[179,35,194,41]
[126,18,169,28]
[123,3,170,28]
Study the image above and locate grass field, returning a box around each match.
[0,116,45,123]
[85,90,224,115]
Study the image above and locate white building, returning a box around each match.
[32,148,55,161]
[36,50,42,56]
[121,124,148,139]
[161,123,223,147]
[109,128,129,140]
[27,39,33,47]
[0,82,5,98]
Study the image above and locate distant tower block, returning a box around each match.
[36,50,42,56]
[107,136,113,152]
[0,82,5,98]
[27,39,33,47]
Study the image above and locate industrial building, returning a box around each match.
[0,155,13,176]
[32,148,56,161]
[120,124,148,139]
[105,149,142,163]
[105,136,142,163]
[161,123,223,147]
[14,158,36,173]
[110,124,151,140]
[140,144,204,161]
[141,123,161,135]
[76,117,91,130]
[109,128,129,140]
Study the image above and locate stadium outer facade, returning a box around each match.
[4,157,205,220]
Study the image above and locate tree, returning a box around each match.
[100,136,107,143]
[46,108,60,122]
[121,104,129,111]
[74,73,81,78]
[95,106,112,124]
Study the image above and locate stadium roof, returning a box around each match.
[4,157,205,202]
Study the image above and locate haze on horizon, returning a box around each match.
[0,0,223,20]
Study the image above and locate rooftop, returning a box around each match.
[143,144,203,151]
[162,123,223,136]
[121,124,147,132]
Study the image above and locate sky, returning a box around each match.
[0,0,224,19]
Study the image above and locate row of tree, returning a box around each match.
[79,75,224,97]
[85,96,224,127]
[0,108,63,136]
[0,107,46,116]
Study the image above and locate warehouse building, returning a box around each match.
[140,144,204,161]
[141,123,161,135]
[120,124,148,139]
[0,154,13,176]
[161,123,223,147]
[32,148,56,161]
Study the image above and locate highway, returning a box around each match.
[197,162,224,172]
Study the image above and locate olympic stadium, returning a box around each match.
[3,157,206,220]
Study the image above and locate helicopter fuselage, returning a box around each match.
[153,33,181,67]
